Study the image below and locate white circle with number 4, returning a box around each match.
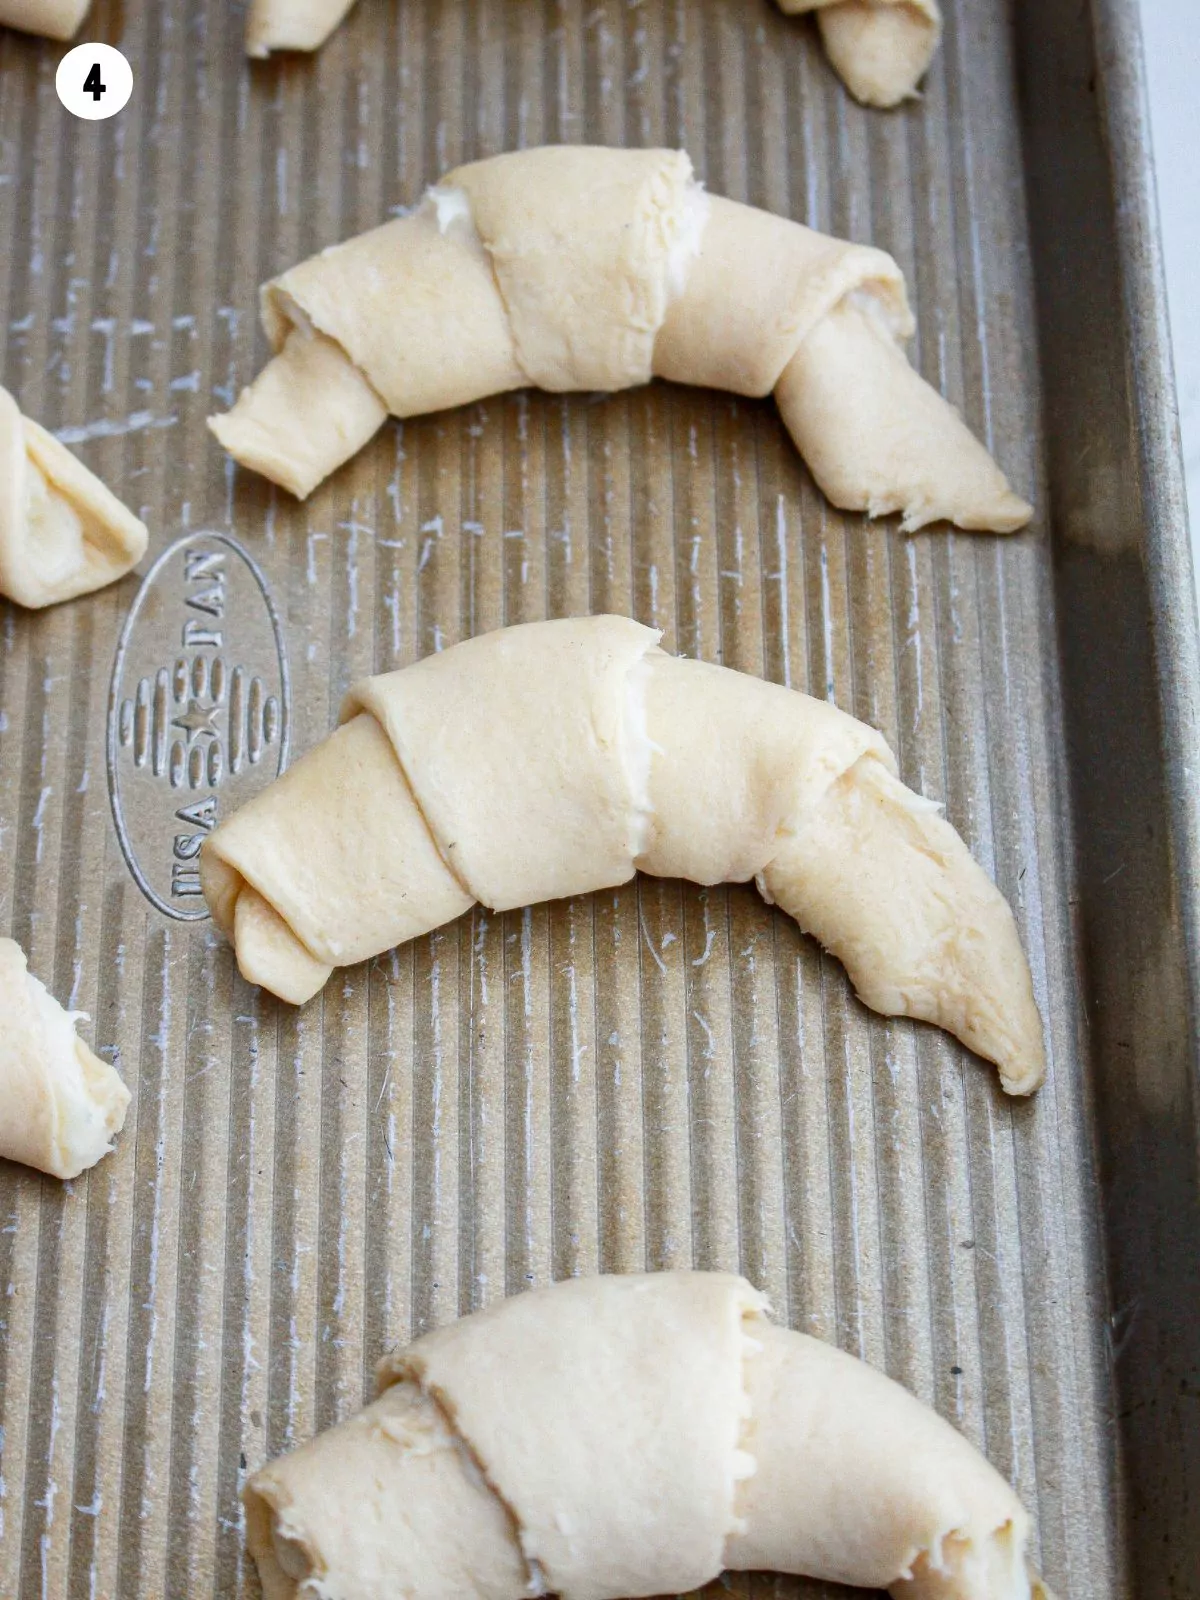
[56,42,133,121]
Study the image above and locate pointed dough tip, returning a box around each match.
[233,887,333,1004]
[898,487,1034,536]
[763,753,1045,1094]
[208,328,387,500]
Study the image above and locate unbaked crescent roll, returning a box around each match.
[0,0,90,39]
[778,0,941,107]
[244,1271,1053,1600]
[200,615,1044,1093]
[209,147,1029,534]
[244,0,940,107]
[0,938,130,1180]
[0,387,148,609]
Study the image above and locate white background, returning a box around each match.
[1140,0,1198,590]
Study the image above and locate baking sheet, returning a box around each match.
[1,0,1195,1593]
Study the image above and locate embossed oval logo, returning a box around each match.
[107,531,291,921]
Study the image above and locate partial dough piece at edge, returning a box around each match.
[0,937,130,1180]
[0,386,148,609]
[243,1275,1044,1600]
[774,0,942,108]
[818,0,942,109]
[237,0,940,111]
[0,0,90,41]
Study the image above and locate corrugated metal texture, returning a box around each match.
[1015,0,1200,1590]
[0,0,1137,1595]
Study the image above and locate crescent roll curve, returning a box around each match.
[0,387,148,609]
[0,938,131,1180]
[242,0,940,107]
[209,147,1030,536]
[200,615,1045,1093]
[244,1271,1051,1600]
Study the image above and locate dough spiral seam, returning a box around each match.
[210,146,1031,537]
[244,1272,1050,1600]
[200,615,1046,1092]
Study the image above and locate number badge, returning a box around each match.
[56,42,133,121]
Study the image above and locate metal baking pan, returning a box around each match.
[1,0,1196,1593]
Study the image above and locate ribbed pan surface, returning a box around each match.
[0,0,1123,1595]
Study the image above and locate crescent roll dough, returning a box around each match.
[0,387,148,609]
[244,0,939,107]
[779,0,941,107]
[0,938,130,1180]
[200,615,1044,1094]
[0,0,89,38]
[244,1271,1052,1600]
[209,147,1029,534]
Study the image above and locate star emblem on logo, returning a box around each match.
[172,698,221,743]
